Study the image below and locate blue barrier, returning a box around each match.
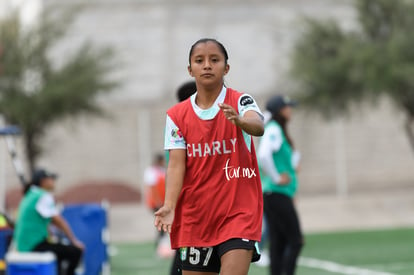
[0,229,13,261]
[62,203,109,275]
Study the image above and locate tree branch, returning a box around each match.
[404,115,414,156]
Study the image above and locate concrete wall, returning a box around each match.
[3,0,413,199]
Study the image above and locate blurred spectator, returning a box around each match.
[258,95,304,275]
[144,153,166,214]
[144,153,173,258]
[13,168,84,275]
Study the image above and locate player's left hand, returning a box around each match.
[219,103,240,125]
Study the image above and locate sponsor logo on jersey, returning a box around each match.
[223,159,257,181]
[187,138,237,157]
[240,95,254,106]
[171,128,183,138]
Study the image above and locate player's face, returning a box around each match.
[188,41,229,88]
[41,177,56,192]
[280,106,292,121]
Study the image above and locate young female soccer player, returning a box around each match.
[155,38,264,275]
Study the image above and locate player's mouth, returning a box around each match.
[201,73,214,78]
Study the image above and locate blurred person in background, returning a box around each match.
[176,81,197,102]
[168,80,197,275]
[255,215,270,267]
[144,153,166,215]
[258,95,304,275]
[144,153,171,257]
[155,38,264,275]
[13,168,84,275]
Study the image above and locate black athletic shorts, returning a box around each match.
[178,238,261,273]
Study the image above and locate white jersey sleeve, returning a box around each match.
[258,124,283,183]
[237,93,264,119]
[292,150,301,169]
[36,192,59,218]
[237,93,264,152]
[164,115,186,150]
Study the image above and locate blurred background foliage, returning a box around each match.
[290,0,414,152]
[0,6,118,172]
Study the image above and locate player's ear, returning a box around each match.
[188,65,193,76]
[224,64,230,75]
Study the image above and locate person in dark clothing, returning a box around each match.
[258,95,304,275]
[169,80,197,275]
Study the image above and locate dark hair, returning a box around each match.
[23,168,57,195]
[188,38,229,65]
[23,184,31,195]
[176,81,197,102]
[153,153,165,165]
[272,112,294,149]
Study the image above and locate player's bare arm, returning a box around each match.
[52,215,85,250]
[154,149,186,233]
[219,103,264,136]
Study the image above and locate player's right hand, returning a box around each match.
[154,205,175,233]
[72,238,85,251]
[278,173,290,185]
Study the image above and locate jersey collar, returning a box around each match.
[190,86,226,120]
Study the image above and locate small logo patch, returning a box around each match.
[171,128,183,138]
[240,95,254,106]
[180,247,187,261]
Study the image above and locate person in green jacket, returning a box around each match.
[13,169,84,275]
[258,95,304,275]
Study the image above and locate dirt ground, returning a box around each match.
[6,183,414,243]
[108,189,414,243]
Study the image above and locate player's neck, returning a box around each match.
[195,85,222,109]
